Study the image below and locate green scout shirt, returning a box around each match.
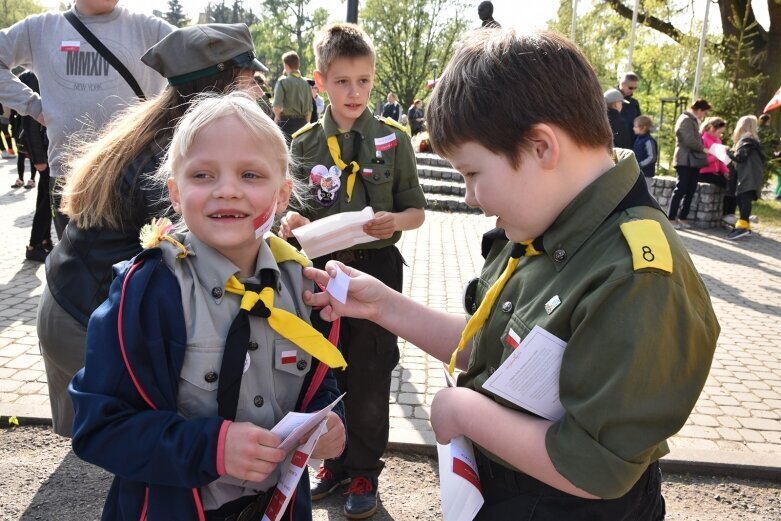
[290,106,426,250]
[159,233,313,510]
[459,151,719,499]
[272,72,312,118]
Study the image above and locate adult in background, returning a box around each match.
[604,88,631,149]
[38,23,269,437]
[618,72,641,146]
[273,50,311,141]
[0,0,173,239]
[478,1,501,28]
[667,98,711,229]
[409,99,425,135]
[308,78,325,123]
[381,92,400,121]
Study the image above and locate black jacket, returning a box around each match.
[45,143,169,326]
[608,108,632,149]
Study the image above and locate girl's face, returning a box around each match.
[168,115,291,274]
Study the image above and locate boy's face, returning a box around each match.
[315,56,375,129]
[168,115,291,270]
[633,123,646,135]
[446,141,559,243]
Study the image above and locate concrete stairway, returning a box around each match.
[415,152,479,213]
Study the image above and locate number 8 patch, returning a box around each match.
[619,219,673,273]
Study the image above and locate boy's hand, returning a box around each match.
[303,261,387,322]
[279,211,310,239]
[223,422,286,482]
[363,211,396,239]
[305,412,346,460]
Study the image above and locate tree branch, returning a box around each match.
[603,0,689,44]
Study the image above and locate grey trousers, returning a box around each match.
[37,284,86,437]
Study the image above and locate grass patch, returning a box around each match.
[753,197,781,230]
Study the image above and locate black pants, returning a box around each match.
[30,166,51,246]
[48,175,69,240]
[723,168,738,216]
[474,451,665,521]
[17,153,35,181]
[314,246,403,478]
[698,172,726,188]
[278,117,308,143]
[667,165,700,220]
[737,190,756,222]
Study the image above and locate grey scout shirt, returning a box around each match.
[159,233,313,510]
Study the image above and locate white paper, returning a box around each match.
[271,393,345,452]
[442,363,457,388]
[709,143,731,166]
[263,420,327,521]
[481,325,566,422]
[437,436,484,521]
[326,264,350,304]
[292,206,375,259]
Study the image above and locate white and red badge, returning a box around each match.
[60,40,80,52]
[280,349,297,365]
[374,133,398,152]
[253,199,276,239]
[505,328,521,349]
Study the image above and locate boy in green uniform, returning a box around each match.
[303,29,719,519]
[279,23,426,519]
[273,51,312,141]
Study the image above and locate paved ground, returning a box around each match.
[1,157,780,476]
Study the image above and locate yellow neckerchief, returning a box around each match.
[327,134,360,202]
[448,240,542,374]
[224,276,347,369]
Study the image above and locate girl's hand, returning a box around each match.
[307,412,346,460]
[279,211,310,239]
[303,261,388,322]
[363,211,397,240]
[223,422,286,482]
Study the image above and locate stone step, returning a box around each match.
[415,152,453,169]
[420,178,466,197]
[424,193,482,214]
[416,164,464,183]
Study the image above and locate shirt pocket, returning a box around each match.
[272,339,311,412]
[361,154,395,211]
[497,314,533,366]
[177,342,223,419]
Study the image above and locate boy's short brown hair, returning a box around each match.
[427,30,612,168]
[314,23,375,77]
[282,51,300,70]
[634,115,653,131]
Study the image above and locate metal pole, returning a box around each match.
[627,0,640,70]
[570,0,578,41]
[693,0,711,99]
[346,0,358,23]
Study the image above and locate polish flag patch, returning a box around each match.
[505,328,521,349]
[374,133,398,151]
[362,168,373,176]
[280,350,297,365]
[61,40,80,52]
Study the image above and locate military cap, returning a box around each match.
[141,23,268,86]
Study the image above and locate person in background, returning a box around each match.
[725,115,765,240]
[409,99,425,135]
[632,115,657,189]
[618,72,641,146]
[308,78,324,123]
[604,88,631,149]
[757,113,781,201]
[478,0,501,28]
[0,102,15,158]
[381,92,400,122]
[698,117,729,188]
[273,50,312,141]
[9,107,35,189]
[38,23,270,438]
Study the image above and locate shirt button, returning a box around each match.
[373,174,380,181]
[254,395,264,407]
[204,371,218,383]
[296,360,308,371]
[501,301,513,313]
[553,249,567,263]
[248,341,258,351]
[344,133,351,140]
[211,287,224,299]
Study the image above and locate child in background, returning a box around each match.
[698,117,729,187]
[70,93,346,521]
[304,29,718,520]
[726,115,765,240]
[632,115,657,189]
[281,23,426,519]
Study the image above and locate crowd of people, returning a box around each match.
[0,0,776,520]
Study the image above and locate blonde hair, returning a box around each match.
[314,23,375,77]
[732,115,758,145]
[159,92,306,213]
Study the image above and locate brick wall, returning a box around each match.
[650,176,724,229]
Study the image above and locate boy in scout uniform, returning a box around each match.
[273,51,312,141]
[280,23,426,520]
[303,29,719,520]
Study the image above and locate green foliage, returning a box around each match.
[361,0,467,113]
[205,0,258,26]
[163,0,189,28]
[0,0,44,28]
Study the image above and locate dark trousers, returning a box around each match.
[48,175,69,240]
[474,451,665,521]
[667,165,700,220]
[30,166,51,246]
[723,168,737,215]
[698,172,726,188]
[278,117,308,143]
[314,246,403,478]
[737,190,756,222]
[17,153,35,181]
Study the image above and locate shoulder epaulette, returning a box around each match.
[267,235,311,268]
[619,219,672,273]
[380,116,410,136]
[291,121,319,140]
